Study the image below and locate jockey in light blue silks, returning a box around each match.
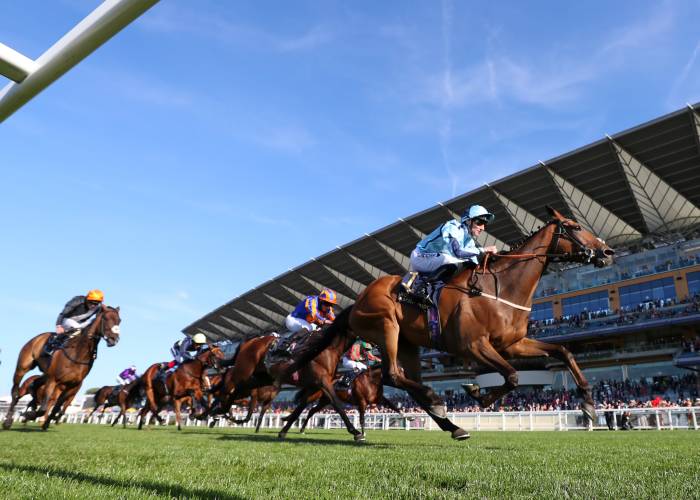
[405,205,499,303]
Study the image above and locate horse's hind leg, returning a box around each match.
[2,354,37,429]
[254,400,273,433]
[396,341,467,439]
[318,379,363,441]
[40,384,62,431]
[278,392,311,439]
[299,398,328,434]
[504,337,595,420]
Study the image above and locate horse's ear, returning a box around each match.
[545,205,563,219]
[116,306,120,312]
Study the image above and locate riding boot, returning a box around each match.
[411,275,433,306]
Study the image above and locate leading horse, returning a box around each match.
[297,207,614,440]
[3,306,121,430]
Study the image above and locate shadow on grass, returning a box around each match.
[0,463,244,499]
[2,426,46,433]
[216,432,392,448]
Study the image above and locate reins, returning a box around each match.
[57,314,103,366]
[446,220,598,312]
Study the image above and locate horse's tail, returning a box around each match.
[286,305,353,374]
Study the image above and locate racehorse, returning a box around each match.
[17,375,81,425]
[110,379,145,428]
[221,332,366,441]
[229,385,280,433]
[138,345,224,430]
[87,385,122,420]
[297,366,402,436]
[296,207,614,440]
[3,306,121,430]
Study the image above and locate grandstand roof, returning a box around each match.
[184,103,700,341]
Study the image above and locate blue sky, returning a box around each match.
[2,0,700,395]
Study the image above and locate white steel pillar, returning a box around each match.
[0,0,160,122]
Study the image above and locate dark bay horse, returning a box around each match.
[221,333,366,440]
[110,379,145,428]
[138,345,224,430]
[297,367,402,435]
[87,385,122,420]
[17,375,81,425]
[3,306,121,430]
[299,207,614,440]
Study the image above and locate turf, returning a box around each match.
[0,424,698,499]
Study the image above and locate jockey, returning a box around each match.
[170,333,208,365]
[168,333,211,391]
[55,289,104,334]
[285,288,338,334]
[341,340,381,374]
[117,365,138,385]
[405,205,498,303]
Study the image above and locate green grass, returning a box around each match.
[0,424,698,499]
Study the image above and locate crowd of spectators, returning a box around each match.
[534,247,699,299]
[251,374,699,415]
[527,293,700,338]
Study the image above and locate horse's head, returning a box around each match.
[546,206,615,268]
[198,344,225,370]
[99,306,121,347]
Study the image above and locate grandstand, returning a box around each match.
[184,103,700,399]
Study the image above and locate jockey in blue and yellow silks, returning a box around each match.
[285,289,338,333]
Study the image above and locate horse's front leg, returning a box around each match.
[463,337,519,409]
[40,383,62,431]
[503,337,596,421]
[174,398,183,431]
[318,378,363,441]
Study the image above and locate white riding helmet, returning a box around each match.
[461,204,495,224]
[192,333,207,344]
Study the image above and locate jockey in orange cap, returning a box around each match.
[55,289,104,334]
[285,288,338,333]
[48,289,105,352]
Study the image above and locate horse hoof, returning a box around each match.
[451,428,470,440]
[354,433,366,443]
[278,432,287,440]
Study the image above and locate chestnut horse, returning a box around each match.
[297,367,402,435]
[299,207,614,440]
[3,306,121,430]
[138,345,224,430]
[220,333,366,441]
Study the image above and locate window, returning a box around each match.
[531,302,553,322]
[688,271,700,297]
[619,277,676,309]
[562,290,609,317]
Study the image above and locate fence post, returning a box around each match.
[529,411,533,431]
[668,409,673,431]
[655,411,661,430]
[692,408,698,430]
[501,412,506,431]
[476,413,481,431]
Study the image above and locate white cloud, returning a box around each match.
[139,4,332,53]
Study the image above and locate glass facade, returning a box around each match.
[619,277,676,309]
[562,290,609,317]
[531,302,554,321]
[688,271,700,296]
[534,237,700,298]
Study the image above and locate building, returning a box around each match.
[184,103,700,397]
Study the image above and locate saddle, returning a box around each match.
[43,329,81,357]
[398,264,480,350]
[264,329,321,372]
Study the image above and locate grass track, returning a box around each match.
[0,424,698,499]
